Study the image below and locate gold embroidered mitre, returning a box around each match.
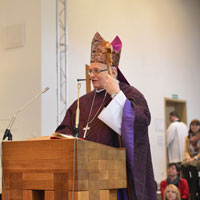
[90,32,121,66]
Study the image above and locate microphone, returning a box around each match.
[74,82,81,138]
[2,87,50,141]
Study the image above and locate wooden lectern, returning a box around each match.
[2,138,126,200]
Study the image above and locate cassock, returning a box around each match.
[56,82,157,200]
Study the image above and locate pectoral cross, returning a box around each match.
[83,124,90,138]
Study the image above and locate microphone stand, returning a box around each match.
[2,87,49,141]
[74,82,81,138]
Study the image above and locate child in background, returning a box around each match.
[164,184,181,200]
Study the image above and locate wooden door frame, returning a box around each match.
[164,97,187,130]
[164,97,187,170]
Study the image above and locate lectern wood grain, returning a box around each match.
[2,139,126,200]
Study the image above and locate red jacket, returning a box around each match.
[160,178,189,200]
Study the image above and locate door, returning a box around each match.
[164,97,187,166]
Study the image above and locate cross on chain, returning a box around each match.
[83,124,90,138]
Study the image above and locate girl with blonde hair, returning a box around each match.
[164,184,181,200]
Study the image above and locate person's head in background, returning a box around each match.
[188,119,200,135]
[164,184,181,200]
[167,163,179,180]
[169,111,180,122]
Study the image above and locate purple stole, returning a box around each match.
[117,99,157,200]
[118,99,136,200]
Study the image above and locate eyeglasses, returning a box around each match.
[88,68,107,75]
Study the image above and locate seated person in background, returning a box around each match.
[160,163,189,200]
[164,184,181,200]
[181,119,200,200]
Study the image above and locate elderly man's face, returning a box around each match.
[89,62,108,90]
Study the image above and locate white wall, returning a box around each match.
[0,0,42,192]
[0,0,41,141]
[0,0,200,188]
[0,0,58,139]
[41,0,57,136]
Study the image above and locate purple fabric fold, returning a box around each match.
[118,99,135,200]
[121,100,135,173]
[116,66,130,86]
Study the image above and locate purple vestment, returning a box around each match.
[56,82,157,200]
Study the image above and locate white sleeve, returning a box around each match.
[98,90,126,135]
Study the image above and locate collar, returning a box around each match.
[167,176,180,186]
[95,88,105,93]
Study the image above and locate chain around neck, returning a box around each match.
[86,90,107,126]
